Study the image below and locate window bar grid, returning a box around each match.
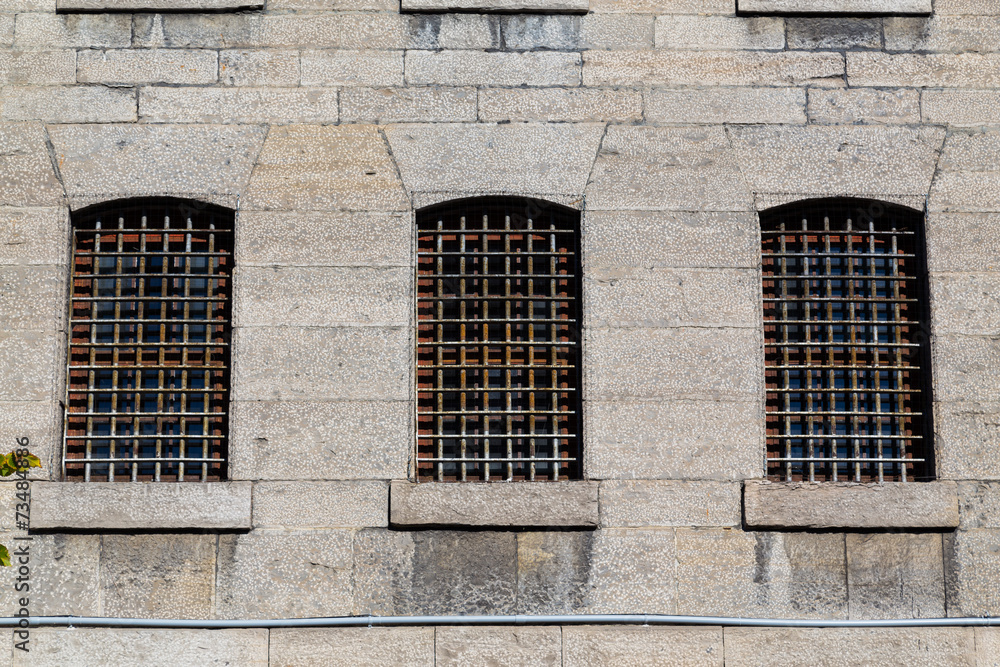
[416,198,582,482]
[63,199,232,482]
[762,201,933,483]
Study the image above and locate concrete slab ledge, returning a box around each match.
[743,480,960,530]
[30,482,252,531]
[57,0,263,10]
[401,0,588,12]
[737,0,931,15]
[390,480,599,528]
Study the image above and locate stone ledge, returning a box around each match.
[401,0,587,12]
[57,0,263,10]
[743,481,960,530]
[30,482,252,531]
[737,0,930,14]
[390,480,599,528]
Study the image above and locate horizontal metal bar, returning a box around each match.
[74,251,229,257]
[70,365,226,371]
[74,228,234,235]
[768,320,916,326]
[420,434,578,439]
[420,318,577,324]
[418,251,572,256]
[72,296,228,302]
[419,457,575,462]
[769,365,919,371]
[70,388,223,394]
[418,229,575,235]
[767,342,919,348]
[770,457,924,463]
[763,297,916,303]
[765,276,915,282]
[425,274,574,279]
[75,273,227,279]
[418,388,577,392]
[769,410,921,416]
[70,411,221,417]
[769,388,918,394]
[73,319,227,325]
[66,434,221,440]
[764,252,915,259]
[420,410,576,416]
[770,434,919,440]
[65,456,224,463]
[419,296,570,301]
[419,364,575,370]
[72,342,227,348]
[420,341,577,347]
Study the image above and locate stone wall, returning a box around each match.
[2,0,1000,662]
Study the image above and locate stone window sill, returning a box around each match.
[389,480,599,528]
[57,0,263,12]
[400,0,588,13]
[743,480,959,530]
[737,0,930,15]
[30,482,252,532]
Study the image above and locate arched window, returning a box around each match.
[761,198,933,482]
[64,198,233,482]
[416,197,582,482]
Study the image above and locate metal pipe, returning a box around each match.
[0,615,994,630]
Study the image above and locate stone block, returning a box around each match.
[402,0,586,11]
[848,52,1000,88]
[655,16,784,50]
[0,207,67,266]
[228,400,410,481]
[139,87,339,124]
[587,399,762,481]
[590,0,730,11]
[945,528,1000,617]
[435,15,500,50]
[930,131,1000,212]
[0,126,64,207]
[219,49,299,87]
[931,274,1000,336]
[1,86,136,123]
[723,628,975,666]
[583,50,844,88]
[30,482,252,530]
[847,533,945,619]
[563,626,724,667]
[786,18,882,50]
[580,14,654,50]
[600,480,741,528]
[100,534,215,619]
[22,534,101,616]
[436,627,560,667]
[216,530,353,618]
[744,481,960,529]
[958,482,1000,529]
[384,122,603,197]
[936,402,1000,481]
[60,0,262,7]
[235,210,411,267]
[231,326,408,401]
[479,88,642,123]
[13,13,130,48]
[14,629,268,667]
[78,49,217,85]
[233,266,410,327]
[978,628,1000,667]
[270,628,433,667]
[934,334,1000,403]
[0,331,56,401]
[886,16,1000,53]
[645,87,806,125]
[516,531,592,613]
[935,0,999,13]
[923,90,1000,127]
[0,402,59,480]
[300,50,404,87]
[0,15,12,48]
[497,15,651,51]
[584,211,759,270]
[585,327,760,400]
[268,0,396,9]
[926,213,1000,272]
[585,126,751,212]
[353,529,518,615]
[47,124,266,200]
[585,528,677,614]
[390,481,599,527]
[0,51,76,85]
[0,265,63,331]
[808,88,920,125]
[243,124,409,212]
[253,481,388,528]
[405,50,581,87]
[739,0,931,12]
[585,267,759,329]
[342,87,477,123]
[730,125,945,199]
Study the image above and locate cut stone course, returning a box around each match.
[945,528,1000,617]
[60,0,262,8]
[926,213,1000,273]
[479,88,642,123]
[936,402,1000,481]
[930,274,1000,336]
[2,86,136,123]
[563,626,724,666]
[270,628,433,667]
[585,528,677,614]
[13,13,130,48]
[654,16,784,51]
[0,330,56,401]
[341,87,477,123]
[219,49,300,87]
[923,89,1000,126]
[139,87,339,124]
[405,50,581,87]
[645,87,806,125]
[77,49,218,86]
[847,533,945,620]
[807,88,920,125]
[600,480,741,527]
[739,0,931,12]
[957,481,1000,529]
[933,334,1000,403]
[301,50,403,88]
[849,52,1000,88]
[786,18,881,50]
[253,481,388,528]
[0,51,76,85]
[0,265,63,331]
[0,125,65,207]
[930,130,1000,213]
[516,531,592,614]
[402,0,586,11]
[436,627,561,667]
[885,16,1000,53]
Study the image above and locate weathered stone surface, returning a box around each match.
[645,87,806,124]
[590,0,730,11]
[216,530,353,618]
[60,0,262,9]
[391,482,598,528]
[585,528,677,614]
[723,628,975,666]
[584,211,759,269]
[586,327,760,400]
[740,0,931,12]
[0,265,62,331]
[100,534,215,619]
[15,629,268,667]
[219,49,299,87]
[926,213,1000,273]
[31,482,252,530]
[930,131,1000,213]
[847,533,945,619]
[0,15,12,48]
[936,402,1000,481]
[231,326,408,401]
[403,0,586,11]
[496,15,650,51]
[808,88,920,125]
[47,124,265,199]
[13,13,130,48]
[958,482,1000,529]
[655,16,784,50]
[886,16,1000,53]
[0,208,67,265]
[0,331,56,401]
[563,626,724,667]
[787,18,882,50]
[384,123,603,197]
[0,402,58,480]
[849,52,1000,88]
[729,125,945,198]
[432,15,500,50]
[584,51,844,88]
[1,86,136,123]
[516,531,592,614]
[234,266,409,327]
[744,481,961,529]
[78,49,217,85]
[436,627,560,667]
[235,210,411,267]
[270,628,433,667]
[945,528,1000,617]
[934,335,1000,403]
[342,87,477,123]
[21,535,100,616]
[353,529,518,615]
[977,628,1000,666]
[243,124,409,211]
[0,51,76,85]
[301,50,403,87]
[587,399,762,481]
[935,0,1000,12]
[139,87,339,124]
[923,90,1000,127]
[479,88,643,123]
[405,50,581,87]
[586,126,751,212]
[931,274,1000,335]
[253,481,388,528]
[228,400,410,481]
[0,125,64,207]
[600,480,741,527]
